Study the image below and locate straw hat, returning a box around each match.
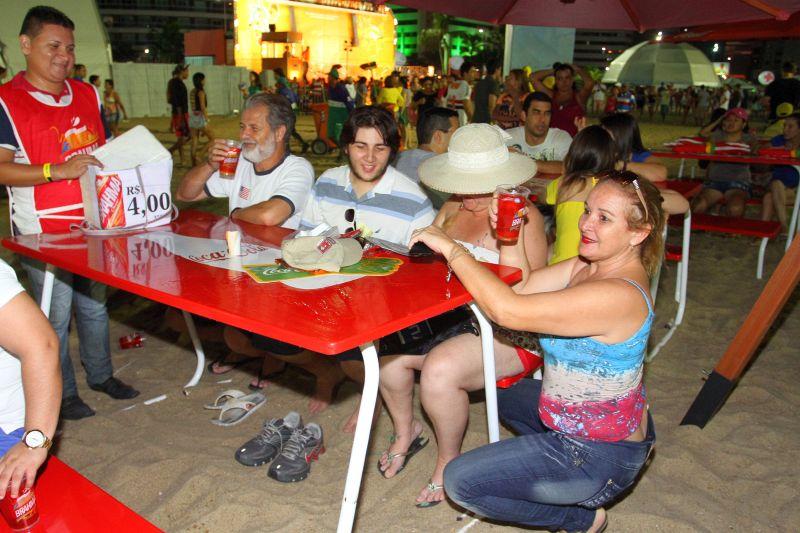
[418,124,537,195]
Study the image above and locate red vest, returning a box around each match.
[0,73,106,234]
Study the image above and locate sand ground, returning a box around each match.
[1,113,797,532]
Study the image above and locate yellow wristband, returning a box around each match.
[43,163,53,183]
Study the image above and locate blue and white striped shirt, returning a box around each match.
[299,165,435,245]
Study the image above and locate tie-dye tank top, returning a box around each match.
[538,279,652,441]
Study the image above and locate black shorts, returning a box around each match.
[336,307,477,362]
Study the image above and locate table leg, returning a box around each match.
[181,310,206,390]
[786,185,800,252]
[39,263,56,318]
[336,341,379,533]
[678,158,685,178]
[469,303,499,443]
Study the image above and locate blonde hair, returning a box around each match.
[597,172,665,278]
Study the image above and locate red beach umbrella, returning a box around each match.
[376,0,800,32]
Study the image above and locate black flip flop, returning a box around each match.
[377,434,429,478]
[248,362,288,391]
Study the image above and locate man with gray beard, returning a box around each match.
[178,93,313,228]
[176,92,314,385]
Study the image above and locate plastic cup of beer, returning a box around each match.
[219,140,242,179]
[1,486,40,532]
[495,184,530,242]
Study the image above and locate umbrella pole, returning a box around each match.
[681,238,800,427]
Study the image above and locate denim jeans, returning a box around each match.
[444,379,655,532]
[22,258,112,399]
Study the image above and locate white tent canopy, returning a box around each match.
[602,41,721,88]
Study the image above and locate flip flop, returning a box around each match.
[207,354,252,375]
[211,392,266,427]
[415,480,444,509]
[247,362,288,391]
[377,434,429,478]
[204,389,246,410]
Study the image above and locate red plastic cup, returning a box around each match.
[496,185,530,242]
[1,486,40,532]
[119,333,145,349]
[219,140,242,179]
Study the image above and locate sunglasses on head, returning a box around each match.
[597,170,649,222]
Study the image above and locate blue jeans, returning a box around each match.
[22,258,113,399]
[444,379,655,532]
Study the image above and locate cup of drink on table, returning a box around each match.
[219,140,242,179]
[495,185,530,242]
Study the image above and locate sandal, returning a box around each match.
[248,361,287,391]
[415,480,444,508]
[211,392,266,427]
[203,389,246,410]
[377,434,429,478]
[207,354,252,375]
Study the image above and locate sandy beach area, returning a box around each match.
[1,115,797,531]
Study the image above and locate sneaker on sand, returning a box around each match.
[235,411,303,467]
[268,423,325,482]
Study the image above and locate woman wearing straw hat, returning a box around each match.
[410,170,663,531]
[377,124,548,507]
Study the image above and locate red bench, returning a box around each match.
[669,213,781,279]
[14,456,161,532]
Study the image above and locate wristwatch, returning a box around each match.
[22,430,52,451]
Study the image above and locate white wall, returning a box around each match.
[111,63,249,118]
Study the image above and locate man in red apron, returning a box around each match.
[0,6,138,420]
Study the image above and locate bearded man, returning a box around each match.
[177,92,313,227]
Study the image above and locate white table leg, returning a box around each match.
[786,185,800,252]
[337,341,379,533]
[469,302,499,443]
[181,310,205,390]
[40,264,56,318]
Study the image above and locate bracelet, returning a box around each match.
[43,163,53,182]
[447,242,474,265]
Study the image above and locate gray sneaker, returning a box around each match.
[235,411,303,467]
[268,423,325,482]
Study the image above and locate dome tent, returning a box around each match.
[602,41,721,88]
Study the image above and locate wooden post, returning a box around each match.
[681,238,800,427]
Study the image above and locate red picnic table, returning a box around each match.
[2,210,521,532]
[0,456,160,532]
[650,150,800,167]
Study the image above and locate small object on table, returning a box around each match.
[226,230,241,256]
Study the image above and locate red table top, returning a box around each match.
[650,151,800,166]
[1,456,160,532]
[2,210,521,355]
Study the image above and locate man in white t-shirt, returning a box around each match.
[0,259,60,499]
[506,92,573,175]
[177,92,314,229]
[446,62,478,126]
[176,92,315,382]
[719,87,731,111]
